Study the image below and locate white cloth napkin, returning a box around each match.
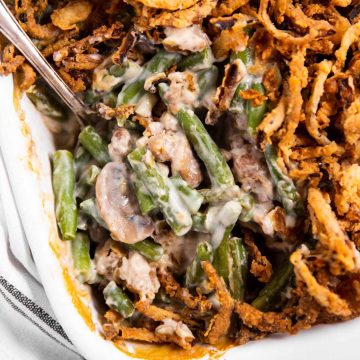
[0,150,83,360]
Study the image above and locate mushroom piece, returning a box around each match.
[96,162,154,243]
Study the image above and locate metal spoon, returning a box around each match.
[0,0,91,126]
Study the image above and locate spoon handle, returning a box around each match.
[0,0,88,125]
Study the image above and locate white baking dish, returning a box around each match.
[0,74,359,360]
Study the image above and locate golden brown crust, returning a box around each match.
[158,270,212,312]
[149,0,217,28]
[235,302,292,333]
[0,44,25,75]
[202,261,234,345]
[290,247,351,317]
[244,231,273,283]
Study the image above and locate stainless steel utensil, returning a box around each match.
[0,0,91,125]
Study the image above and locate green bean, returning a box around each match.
[93,60,142,93]
[228,237,248,300]
[71,232,92,283]
[178,47,214,71]
[170,175,203,214]
[132,175,158,215]
[117,50,181,106]
[127,147,192,236]
[230,83,248,111]
[185,241,213,288]
[27,84,67,121]
[76,165,100,200]
[191,213,207,232]
[109,63,127,77]
[213,226,233,281]
[264,144,302,214]
[52,150,77,241]
[200,185,245,204]
[84,89,101,105]
[78,126,111,166]
[103,281,135,318]
[175,108,234,188]
[79,197,108,229]
[191,201,243,249]
[238,193,255,223]
[246,83,267,135]
[124,119,145,132]
[127,238,163,261]
[213,230,248,299]
[102,92,118,108]
[230,49,268,135]
[251,262,293,311]
[74,146,92,177]
[230,48,252,65]
[197,66,218,100]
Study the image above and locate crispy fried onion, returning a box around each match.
[97,103,135,120]
[342,94,360,160]
[331,0,352,7]
[258,0,315,46]
[307,187,360,275]
[58,68,86,92]
[41,30,78,58]
[15,0,59,40]
[158,269,212,312]
[51,1,93,31]
[305,60,333,145]
[131,0,198,10]
[239,88,267,107]
[103,310,194,349]
[206,58,246,125]
[235,302,292,333]
[112,29,138,65]
[0,44,25,75]
[289,161,319,181]
[333,20,360,73]
[211,0,249,17]
[290,245,351,317]
[149,0,217,28]
[244,231,273,283]
[52,23,123,63]
[290,143,344,161]
[17,63,36,91]
[61,54,104,70]
[334,163,360,220]
[136,300,182,322]
[257,94,285,150]
[211,14,254,59]
[282,1,332,35]
[278,46,308,163]
[202,261,234,345]
[216,59,246,111]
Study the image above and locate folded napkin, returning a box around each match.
[0,150,83,360]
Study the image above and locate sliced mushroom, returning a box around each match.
[96,162,154,243]
[108,127,138,162]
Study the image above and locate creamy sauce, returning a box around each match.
[93,60,142,92]
[119,252,160,301]
[155,319,194,340]
[163,25,210,53]
[205,201,243,248]
[163,72,199,114]
[165,177,193,235]
[108,127,137,162]
[135,93,158,117]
